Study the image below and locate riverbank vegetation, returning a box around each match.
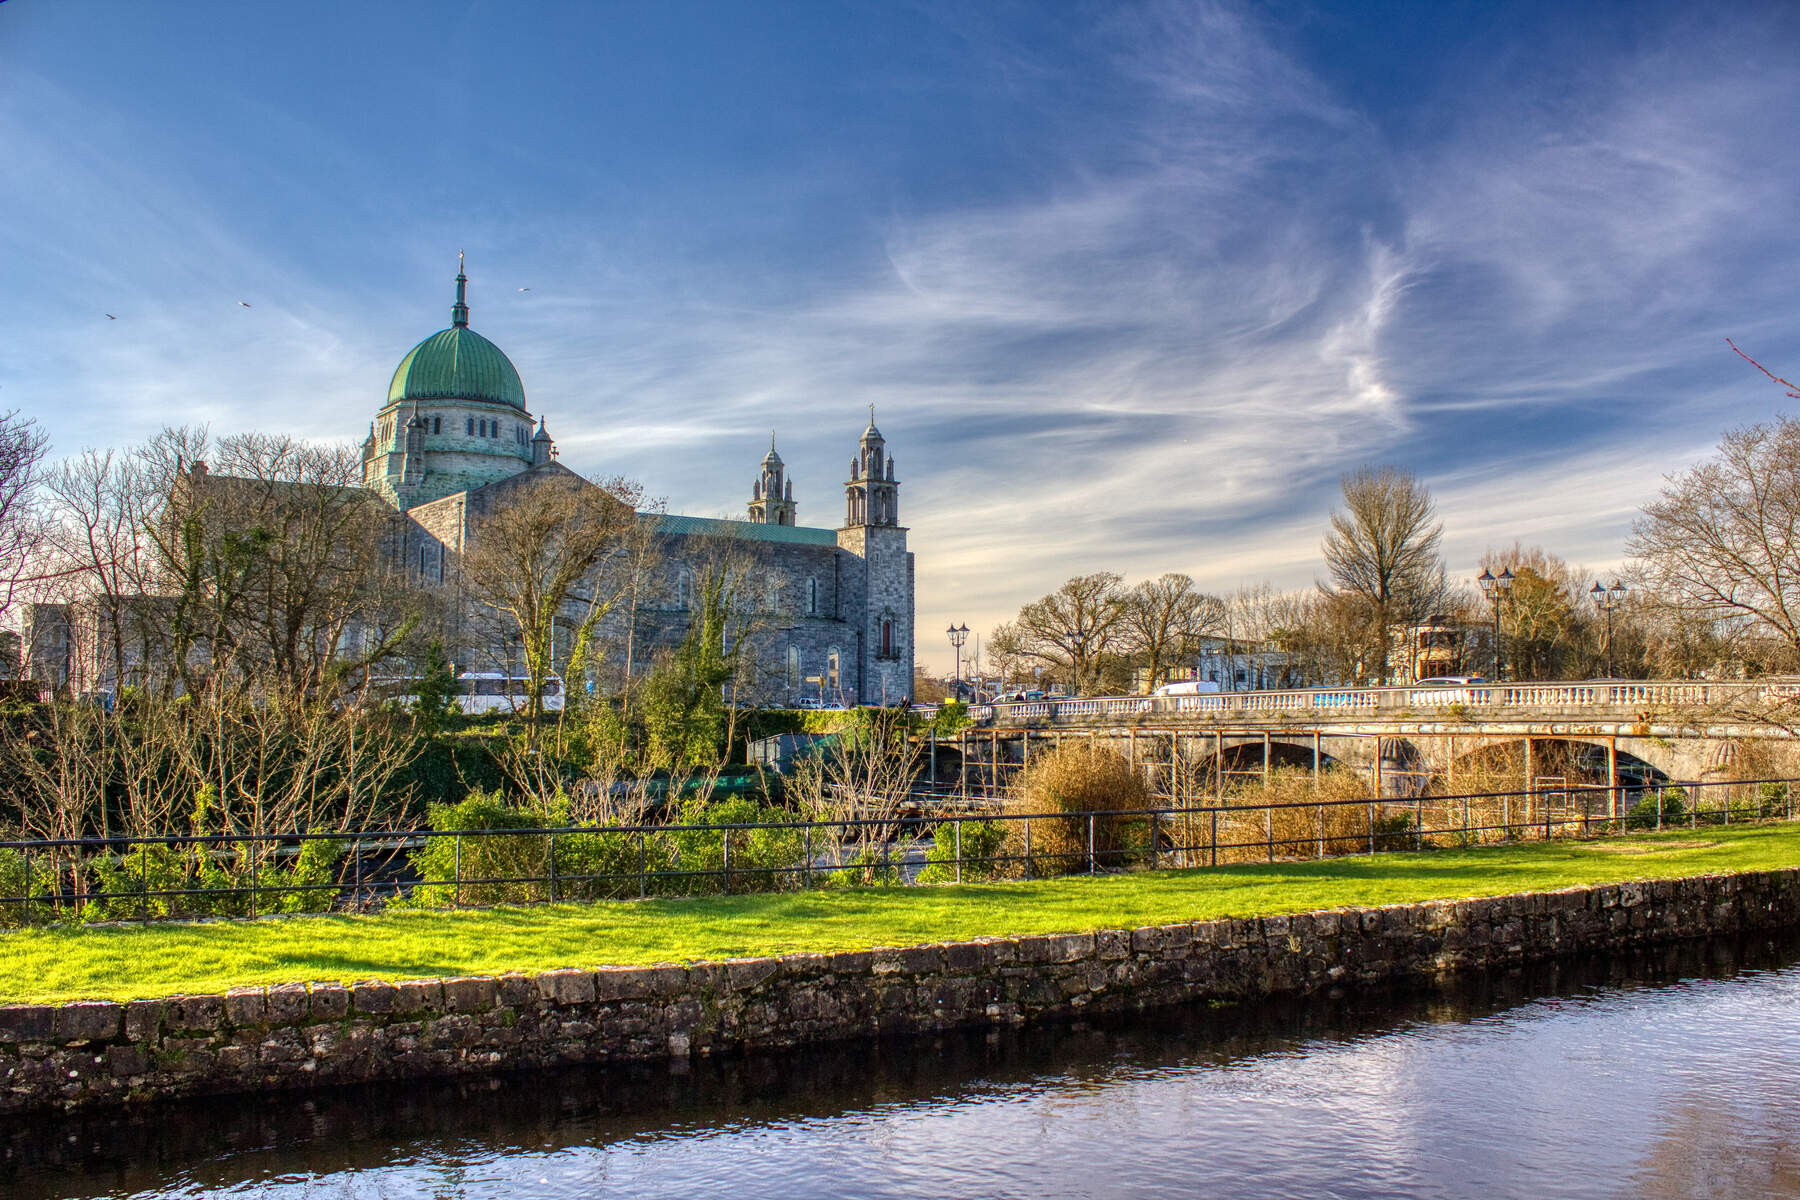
[4,822,1798,1005]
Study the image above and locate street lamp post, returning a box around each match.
[1589,580,1628,676]
[1067,628,1087,695]
[946,623,969,700]
[1477,567,1514,681]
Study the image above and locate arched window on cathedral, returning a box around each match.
[881,619,894,658]
[827,648,840,690]
[466,417,475,436]
[787,646,801,692]
[807,577,818,615]
[675,569,691,611]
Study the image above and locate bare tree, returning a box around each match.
[1629,413,1800,655]
[1321,466,1444,684]
[991,572,1125,693]
[0,410,48,628]
[461,470,645,734]
[1119,573,1223,691]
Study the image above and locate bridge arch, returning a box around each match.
[1445,737,1673,790]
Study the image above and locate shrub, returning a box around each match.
[77,837,345,923]
[1626,788,1686,830]
[1003,742,1148,876]
[0,848,52,929]
[1759,781,1791,819]
[917,818,1005,883]
[1214,767,1379,861]
[402,791,558,908]
[663,794,806,895]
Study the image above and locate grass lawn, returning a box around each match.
[5,824,1799,1005]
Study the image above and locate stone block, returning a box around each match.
[824,949,871,978]
[496,974,536,1006]
[1094,930,1130,961]
[123,1000,166,1043]
[353,981,398,1015]
[55,1002,122,1042]
[0,1005,56,1043]
[172,995,224,1033]
[1016,932,1094,964]
[309,984,350,1021]
[725,958,782,991]
[224,987,267,1027]
[777,953,832,978]
[943,941,992,972]
[1130,926,1166,955]
[395,979,445,1014]
[900,944,944,974]
[591,966,656,1002]
[265,983,309,1026]
[535,970,595,1006]
[441,977,497,1013]
[106,1045,148,1078]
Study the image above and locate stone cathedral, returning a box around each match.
[361,266,915,706]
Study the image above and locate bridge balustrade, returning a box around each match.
[931,679,1781,726]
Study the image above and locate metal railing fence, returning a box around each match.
[1,775,1792,930]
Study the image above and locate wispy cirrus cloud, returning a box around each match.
[4,1,1800,672]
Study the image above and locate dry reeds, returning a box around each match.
[1001,741,1150,875]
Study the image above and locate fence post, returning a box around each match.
[954,818,962,885]
[139,841,149,924]
[1368,801,1375,856]
[352,836,362,911]
[22,848,31,928]
[453,834,461,908]
[1691,784,1697,830]
[549,831,558,903]
[249,840,259,919]
[1088,812,1096,874]
[722,826,731,894]
[804,822,813,889]
[639,830,647,899]
[1024,818,1032,881]
[1210,807,1218,867]
[1150,810,1159,871]
[1265,803,1273,862]
[1415,797,1423,851]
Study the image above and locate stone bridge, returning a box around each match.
[920,681,1800,795]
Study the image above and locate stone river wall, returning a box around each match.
[5,867,1800,1114]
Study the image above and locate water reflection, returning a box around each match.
[4,934,1799,1199]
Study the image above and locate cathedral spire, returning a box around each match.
[451,250,470,328]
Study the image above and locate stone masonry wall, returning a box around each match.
[4,868,1799,1114]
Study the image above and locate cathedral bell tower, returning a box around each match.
[843,407,898,528]
[748,435,797,525]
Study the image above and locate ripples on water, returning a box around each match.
[5,935,1800,1200]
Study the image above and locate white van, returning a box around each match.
[1152,680,1222,697]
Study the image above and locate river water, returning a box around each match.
[5,934,1799,1200]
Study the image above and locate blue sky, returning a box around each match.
[5,1,1799,672]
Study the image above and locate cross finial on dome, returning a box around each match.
[452,251,470,328]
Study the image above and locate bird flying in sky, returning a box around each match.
[238,301,252,308]
[105,313,116,320]
[517,287,530,292]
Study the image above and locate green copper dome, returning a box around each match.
[386,266,527,409]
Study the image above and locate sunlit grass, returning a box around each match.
[3,823,1797,1004]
